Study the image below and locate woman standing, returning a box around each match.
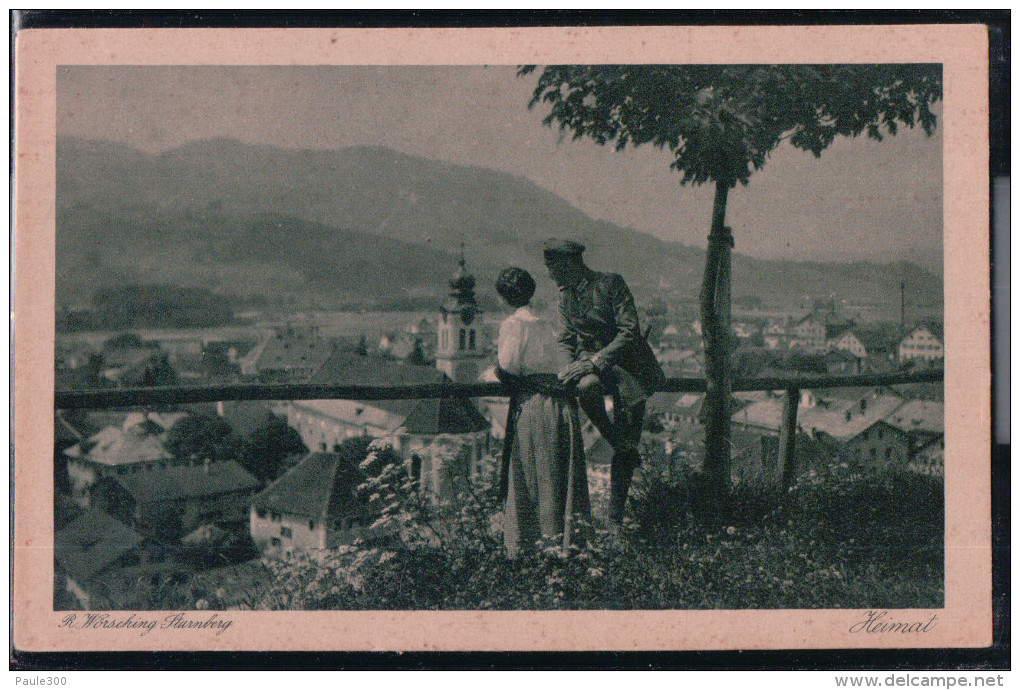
[494,267,592,557]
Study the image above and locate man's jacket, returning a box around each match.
[556,269,666,402]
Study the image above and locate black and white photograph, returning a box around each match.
[50,61,947,613]
[13,22,994,655]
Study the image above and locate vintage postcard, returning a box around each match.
[13,24,991,653]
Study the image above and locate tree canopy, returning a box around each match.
[521,63,942,495]
[520,64,942,186]
[239,413,307,483]
[165,414,237,461]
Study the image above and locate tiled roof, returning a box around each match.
[309,353,445,416]
[114,460,259,503]
[677,393,745,420]
[674,393,704,411]
[307,352,487,434]
[401,396,489,435]
[824,348,860,362]
[252,451,362,519]
[55,509,143,582]
[734,390,906,442]
[883,399,943,435]
[905,321,945,341]
[246,328,335,379]
[311,352,448,386]
[293,399,403,432]
[76,424,173,466]
[646,392,681,415]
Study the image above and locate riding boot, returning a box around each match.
[608,448,638,524]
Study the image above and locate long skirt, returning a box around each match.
[504,393,592,557]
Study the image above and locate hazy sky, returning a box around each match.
[57,65,943,271]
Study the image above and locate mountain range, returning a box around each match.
[56,136,942,314]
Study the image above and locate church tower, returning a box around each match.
[435,251,485,384]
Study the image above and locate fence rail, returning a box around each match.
[54,368,943,490]
[53,369,944,410]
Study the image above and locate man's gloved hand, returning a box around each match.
[558,357,596,385]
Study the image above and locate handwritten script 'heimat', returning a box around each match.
[59,612,233,636]
[849,610,938,634]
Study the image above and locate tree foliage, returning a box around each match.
[239,413,308,483]
[165,414,238,461]
[520,64,942,186]
[521,63,942,495]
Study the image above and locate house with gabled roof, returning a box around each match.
[285,351,490,500]
[250,451,369,555]
[239,324,336,382]
[789,313,827,352]
[733,388,905,446]
[63,410,188,507]
[790,310,855,353]
[92,458,259,540]
[899,321,944,363]
[762,320,789,350]
[828,329,867,359]
[55,508,145,608]
[843,399,944,475]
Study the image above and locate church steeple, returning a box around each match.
[435,248,484,384]
[444,245,477,314]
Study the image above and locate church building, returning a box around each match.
[435,253,487,384]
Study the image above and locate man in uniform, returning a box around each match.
[544,238,666,527]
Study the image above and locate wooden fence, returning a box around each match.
[54,368,944,489]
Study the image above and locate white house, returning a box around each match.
[829,330,867,358]
[763,321,788,350]
[789,314,827,352]
[63,411,187,507]
[250,451,369,555]
[286,352,490,503]
[843,399,943,475]
[899,323,944,362]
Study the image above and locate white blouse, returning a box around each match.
[496,306,567,377]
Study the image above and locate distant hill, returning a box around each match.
[56,136,943,312]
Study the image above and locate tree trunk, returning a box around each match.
[698,179,734,501]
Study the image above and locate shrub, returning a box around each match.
[253,447,944,611]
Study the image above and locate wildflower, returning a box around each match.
[195,598,209,610]
[726,526,736,536]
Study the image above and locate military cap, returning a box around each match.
[543,238,585,258]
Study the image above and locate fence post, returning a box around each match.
[778,387,800,490]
